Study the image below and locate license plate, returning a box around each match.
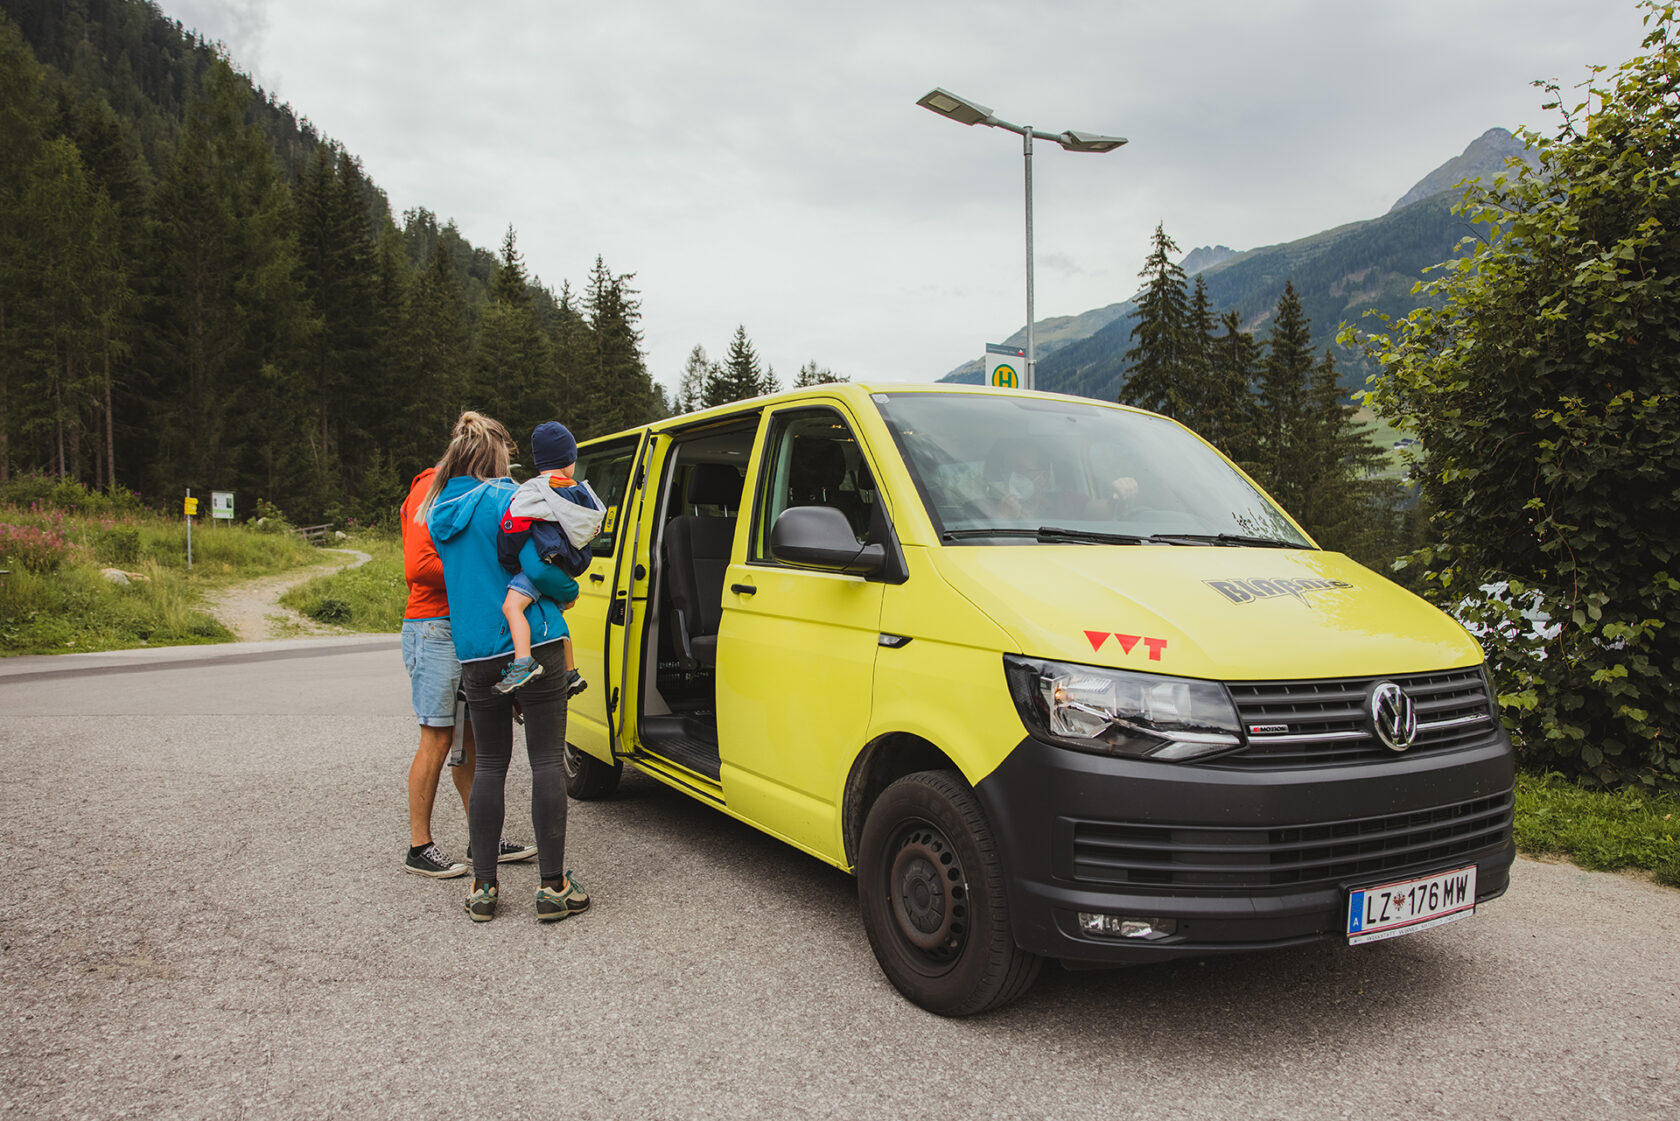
[1346,865,1477,945]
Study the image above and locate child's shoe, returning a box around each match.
[564,669,588,698]
[495,657,543,694]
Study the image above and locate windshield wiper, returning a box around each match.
[940,526,1147,544]
[1035,526,1147,545]
[940,528,1040,541]
[944,527,1286,547]
[1145,532,1305,548]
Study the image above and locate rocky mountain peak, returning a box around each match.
[1389,127,1537,213]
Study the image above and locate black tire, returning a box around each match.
[857,769,1041,1015]
[564,742,622,800]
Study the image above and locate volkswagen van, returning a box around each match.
[560,383,1514,1015]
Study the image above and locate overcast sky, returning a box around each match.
[165,0,1650,397]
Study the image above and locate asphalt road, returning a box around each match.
[1,638,1676,1121]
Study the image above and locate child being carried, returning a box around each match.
[494,421,607,695]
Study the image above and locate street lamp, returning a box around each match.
[917,87,1127,390]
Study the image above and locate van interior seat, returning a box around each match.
[789,438,871,540]
[662,462,742,670]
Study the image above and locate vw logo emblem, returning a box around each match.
[1370,682,1418,752]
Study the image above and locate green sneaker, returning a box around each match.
[465,881,499,923]
[535,873,590,923]
[495,657,543,694]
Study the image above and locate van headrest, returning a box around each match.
[687,462,743,509]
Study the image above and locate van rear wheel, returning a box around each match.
[563,742,622,800]
[857,770,1041,1015]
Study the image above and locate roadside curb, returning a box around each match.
[0,634,399,682]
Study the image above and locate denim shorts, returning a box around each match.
[401,617,461,728]
[507,571,541,602]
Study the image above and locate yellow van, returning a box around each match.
[562,383,1514,1015]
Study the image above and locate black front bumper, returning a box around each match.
[971,732,1516,963]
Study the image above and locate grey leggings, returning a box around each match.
[461,640,570,884]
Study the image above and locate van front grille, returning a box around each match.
[1218,667,1497,768]
[1065,790,1514,891]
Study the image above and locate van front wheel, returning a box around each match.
[564,742,622,800]
[857,770,1041,1015]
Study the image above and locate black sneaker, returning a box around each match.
[465,881,498,923]
[535,872,590,923]
[405,842,467,879]
[564,669,589,698]
[467,837,538,864]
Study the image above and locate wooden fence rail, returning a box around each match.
[295,523,334,546]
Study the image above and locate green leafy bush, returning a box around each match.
[1360,4,1680,789]
[251,498,294,534]
[0,475,147,516]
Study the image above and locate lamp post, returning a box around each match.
[917,88,1126,390]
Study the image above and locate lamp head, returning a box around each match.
[1059,130,1128,153]
[917,88,993,127]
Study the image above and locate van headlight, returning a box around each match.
[1004,656,1242,762]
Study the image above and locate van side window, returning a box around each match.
[572,436,639,557]
[752,409,875,561]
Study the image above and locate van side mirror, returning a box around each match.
[769,506,885,576]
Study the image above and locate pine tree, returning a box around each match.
[541,281,589,431]
[390,243,470,485]
[1297,348,1391,561]
[61,96,145,490]
[676,345,708,413]
[0,17,50,482]
[1175,274,1218,436]
[294,144,378,513]
[579,256,657,439]
[472,225,550,438]
[141,60,310,509]
[1254,282,1315,513]
[793,360,846,387]
[1118,224,1192,418]
[1204,310,1260,467]
[705,326,763,407]
[14,139,125,482]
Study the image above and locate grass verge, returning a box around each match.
[1515,771,1679,887]
[279,530,405,632]
[1,498,320,654]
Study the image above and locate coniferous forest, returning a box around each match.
[0,0,667,525]
[1115,224,1411,572]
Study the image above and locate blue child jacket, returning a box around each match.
[426,475,579,663]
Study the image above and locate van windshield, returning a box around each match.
[872,392,1312,547]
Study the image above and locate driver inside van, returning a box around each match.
[983,441,1083,520]
[983,440,1141,523]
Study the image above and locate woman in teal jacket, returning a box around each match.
[420,412,589,924]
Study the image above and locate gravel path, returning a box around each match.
[198,547,371,641]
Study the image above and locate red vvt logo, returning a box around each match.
[1084,631,1167,661]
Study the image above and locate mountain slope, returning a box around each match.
[942,130,1529,398]
[938,300,1135,384]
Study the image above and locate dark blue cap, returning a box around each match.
[531,421,577,471]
